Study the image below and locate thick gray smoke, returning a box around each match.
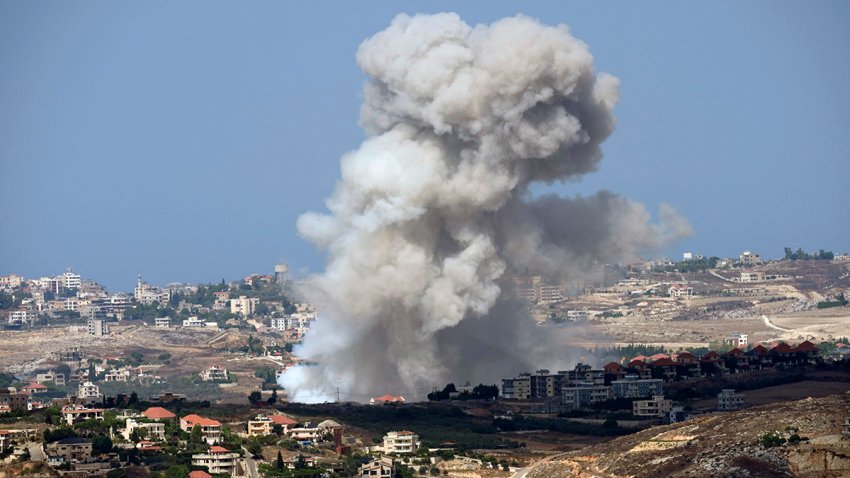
[281,13,691,402]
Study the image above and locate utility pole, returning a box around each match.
[336,387,340,404]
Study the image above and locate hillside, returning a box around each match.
[525,392,850,477]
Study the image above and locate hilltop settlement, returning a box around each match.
[1,248,850,477]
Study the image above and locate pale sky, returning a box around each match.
[1,1,848,291]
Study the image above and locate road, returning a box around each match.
[762,315,793,333]
[709,270,734,283]
[241,447,260,478]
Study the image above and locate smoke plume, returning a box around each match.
[281,13,691,402]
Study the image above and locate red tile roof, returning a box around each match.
[604,362,624,372]
[627,359,647,368]
[181,414,221,427]
[794,340,818,353]
[24,383,48,390]
[700,351,720,362]
[749,344,769,355]
[726,348,744,356]
[677,352,695,360]
[143,407,176,420]
[189,472,213,478]
[209,446,229,453]
[650,357,677,367]
[772,342,794,354]
[372,394,405,403]
[269,415,297,426]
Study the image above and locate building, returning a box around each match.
[668,283,694,298]
[87,318,109,336]
[182,317,206,327]
[247,414,298,436]
[561,384,612,410]
[191,446,240,475]
[180,414,222,444]
[142,407,176,421]
[134,274,170,306]
[717,389,745,410]
[47,437,92,461]
[383,430,419,454]
[290,423,321,443]
[740,271,765,283]
[0,274,23,290]
[535,283,563,304]
[727,333,748,348]
[230,296,259,317]
[359,457,394,477]
[21,383,48,394]
[370,395,406,405]
[633,395,673,417]
[0,389,29,411]
[154,317,171,327]
[668,406,691,424]
[199,365,229,382]
[611,375,664,399]
[62,405,105,426]
[565,363,605,386]
[123,418,166,441]
[189,472,213,478]
[36,371,66,386]
[274,263,289,285]
[7,309,37,325]
[739,251,762,266]
[77,381,103,404]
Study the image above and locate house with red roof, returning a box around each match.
[188,471,212,478]
[370,394,405,405]
[603,362,626,381]
[724,348,754,372]
[191,446,240,475]
[626,359,652,379]
[21,383,48,394]
[180,414,222,444]
[648,357,677,381]
[699,351,728,376]
[793,340,820,362]
[142,407,176,421]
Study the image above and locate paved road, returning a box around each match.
[241,447,260,478]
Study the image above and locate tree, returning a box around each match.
[248,390,262,406]
[276,450,284,470]
[268,389,278,405]
[92,434,113,454]
[88,362,97,382]
[190,424,203,445]
[128,392,139,408]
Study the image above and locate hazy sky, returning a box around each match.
[1,1,848,292]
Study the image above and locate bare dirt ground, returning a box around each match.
[689,379,850,410]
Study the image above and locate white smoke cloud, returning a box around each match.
[282,13,690,402]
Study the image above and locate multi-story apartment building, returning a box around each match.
[62,405,104,426]
[0,274,23,290]
[77,381,103,404]
[154,317,171,327]
[501,373,531,400]
[611,375,664,399]
[191,446,240,475]
[46,438,92,461]
[123,418,166,441]
[383,430,419,454]
[87,318,109,336]
[739,250,762,266]
[717,389,745,410]
[230,296,258,317]
[62,270,81,290]
[561,383,611,410]
[633,395,673,417]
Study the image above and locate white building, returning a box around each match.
[192,446,240,475]
[382,430,420,454]
[134,274,170,306]
[199,365,228,382]
[154,317,171,327]
[183,317,206,328]
[230,296,258,317]
[669,283,694,298]
[62,270,81,290]
[727,333,748,348]
[717,389,745,410]
[123,418,165,441]
[77,381,102,404]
